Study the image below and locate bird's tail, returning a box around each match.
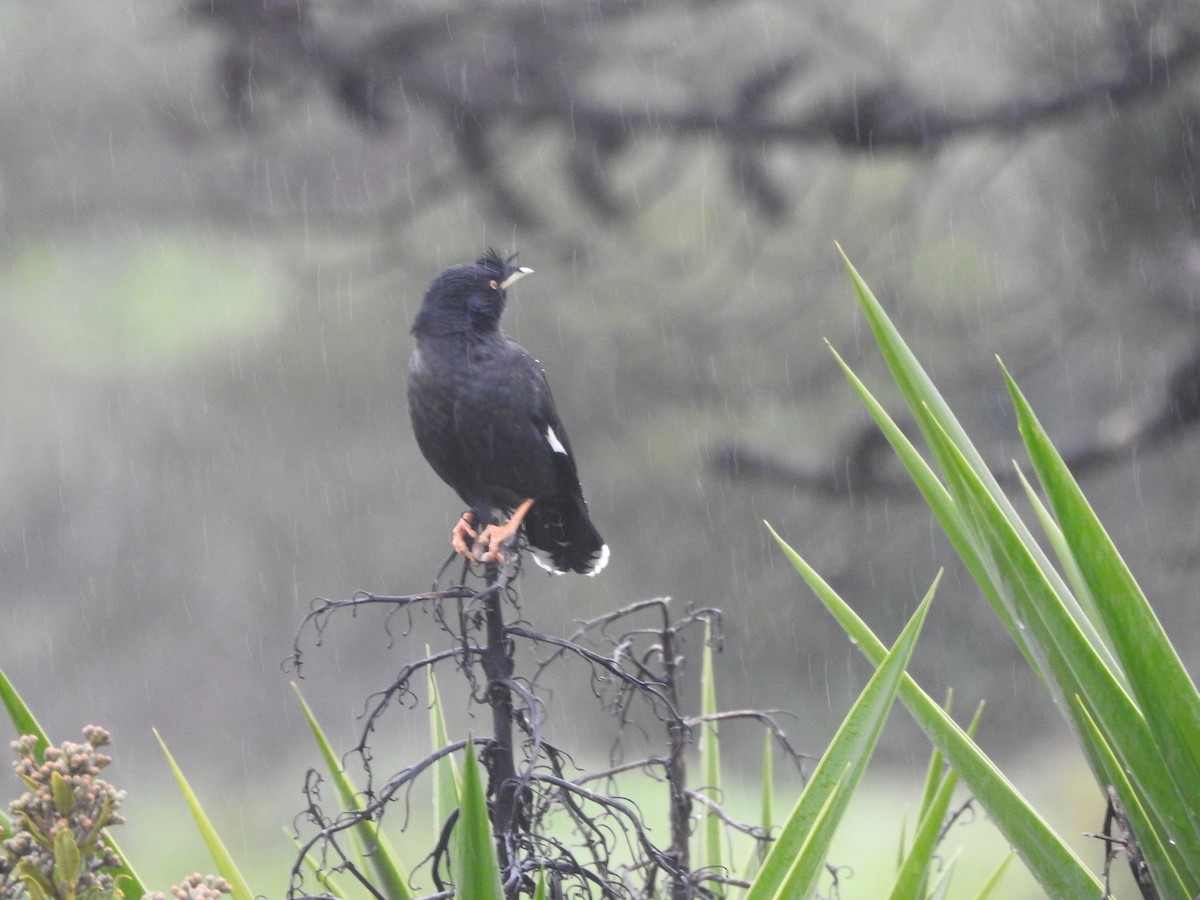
[523,494,609,576]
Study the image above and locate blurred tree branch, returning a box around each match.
[712,341,1200,497]
[185,0,1200,226]
[183,0,1200,500]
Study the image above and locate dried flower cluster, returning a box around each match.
[0,729,232,900]
[146,873,233,900]
[0,726,125,900]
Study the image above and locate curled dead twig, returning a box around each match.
[684,709,814,774]
[685,789,771,841]
[288,549,807,899]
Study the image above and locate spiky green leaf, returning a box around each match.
[427,659,460,831]
[453,739,504,900]
[291,682,412,899]
[154,729,254,900]
[745,580,933,899]
[700,617,723,882]
[767,524,1101,898]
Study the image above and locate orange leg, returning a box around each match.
[451,511,478,559]
[474,498,536,564]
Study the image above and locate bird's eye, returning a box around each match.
[488,279,500,291]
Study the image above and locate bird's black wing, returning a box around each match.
[511,341,608,575]
[513,342,583,489]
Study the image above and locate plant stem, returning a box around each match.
[661,609,691,900]
[480,557,521,881]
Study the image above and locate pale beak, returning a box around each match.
[499,267,534,290]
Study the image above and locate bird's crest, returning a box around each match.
[477,248,520,278]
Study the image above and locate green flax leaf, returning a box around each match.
[291,682,412,899]
[453,738,505,900]
[767,524,1101,898]
[154,729,254,900]
[746,579,933,900]
[700,617,724,882]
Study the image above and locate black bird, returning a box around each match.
[407,250,609,575]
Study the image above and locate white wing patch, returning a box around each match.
[588,542,611,576]
[529,548,563,575]
[545,425,568,455]
[530,541,610,576]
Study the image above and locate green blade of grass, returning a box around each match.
[746,579,934,900]
[290,683,412,899]
[834,245,1015,518]
[1008,369,1200,839]
[767,524,1102,898]
[886,703,980,900]
[835,248,1113,670]
[0,666,45,850]
[0,666,147,899]
[925,848,962,900]
[760,729,774,840]
[887,772,957,900]
[700,617,723,881]
[1007,363,1200,733]
[153,729,253,900]
[920,406,1200,884]
[920,410,1195,883]
[826,344,1036,677]
[1013,465,1116,660]
[0,667,48,756]
[453,738,505,900]
[769,767,850,899]
[916,692,953,826]
[427,653,460,831]
[917,408,1133,711]
[919,401,1092,707]
[739,728,777,887]
[833,249,1192,886]
[973,853,1015,900]
[1073,697,1190,900]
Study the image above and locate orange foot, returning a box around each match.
[451,511,478,559]
[450,498,536,564]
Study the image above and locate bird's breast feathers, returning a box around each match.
[409,334,561,453]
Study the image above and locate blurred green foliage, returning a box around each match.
[4,241,280,373]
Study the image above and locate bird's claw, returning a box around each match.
[451,499,534,566]
[451,512,507,564]
[451,512,479,560]
[473,525,508,564]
